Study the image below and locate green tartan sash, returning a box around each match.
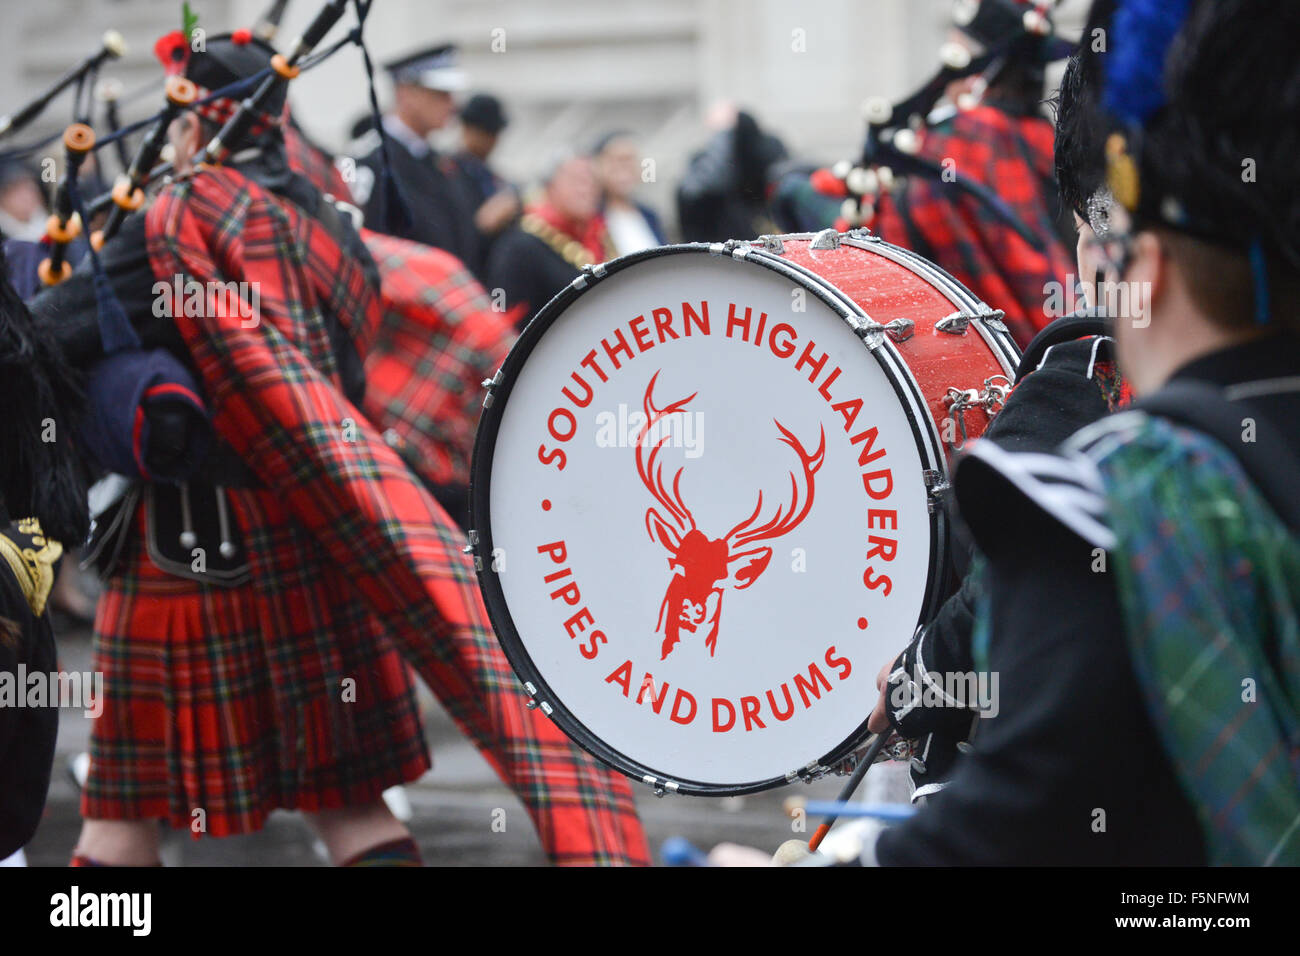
[1089,414,1300,865]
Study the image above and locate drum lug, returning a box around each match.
[757,234,785,254]
[463,529,483,571]
[846,226,878,241]
[883,317,914,342]
[709,239,750,257]
[936,310,972,334]
[923,468,949,512]
[855,317,913,349]
[570,261,607,291]
[481,368,503,409]
[640,775,680,797]
[786,760,830,784]
[809,227,841,250]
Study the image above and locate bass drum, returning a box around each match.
[469,230,1018,795]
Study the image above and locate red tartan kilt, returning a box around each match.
[82,489,431,837]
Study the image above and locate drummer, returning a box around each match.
[858,0,1300,865]
[861,49,1123,811]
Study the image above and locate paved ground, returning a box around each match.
[24,623,905,866]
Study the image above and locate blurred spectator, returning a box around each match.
[485,151,612,329]
[0,162,47,242]
[858,15,1074,346]
[676,105,787,242]
[592,130,665,255]
[350,43,486,279]
[451,93,521,253]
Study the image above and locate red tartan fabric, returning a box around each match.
[139,165,649,864]
[870,105,1074,348]
[83,498,430,836]
[358,230,514,488]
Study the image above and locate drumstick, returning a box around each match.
[806,732,890,852]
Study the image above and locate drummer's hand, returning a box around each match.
[867,657,895,735]
[707,842,774,867]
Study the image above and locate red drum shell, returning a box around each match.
[771,233,1018,454]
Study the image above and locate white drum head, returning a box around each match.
[472,246,945,793]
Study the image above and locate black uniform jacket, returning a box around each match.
[353,131,484,281]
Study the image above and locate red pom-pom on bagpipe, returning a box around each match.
[810,167,849,198]
[231,28,253,45]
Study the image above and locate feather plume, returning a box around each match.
[1103,0,1194,125]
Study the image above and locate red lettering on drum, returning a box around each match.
[832,397,862,431]
[868,509,897,531]
[636,673,670,713]
[740,695,765,731]
[580,349,609,383]
[794,339,829,383]
[539,541,610,659]
[682,301,709,336]
[712,697,736,732]
[602,328,635,370]
[564,606,594,638]
[629,314,655,353]
[766,683,795,721]
[725,302,765,343]
[538,540,568,563]
[603,647,852,733]
[579,629,607,660]
[865,536,897,561]
[825,644,852,680]
[769,322,797,358]
[863,565,893,596]
[670,687,697,724]
[606,659,633,695]
[537,444,566,471]
[652,308,678,341]
[793,661,832,708]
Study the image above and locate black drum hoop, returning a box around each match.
[468,239,984,796]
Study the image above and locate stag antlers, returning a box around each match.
[725,420,826,549]
[636,370,698,540]
[636,371,826,549]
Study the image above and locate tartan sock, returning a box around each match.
[340,836,422,867]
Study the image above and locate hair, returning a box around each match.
[538,147,585,186]
[0,241,89,544]
[590,129,636,157]
[1051,55,1109,222]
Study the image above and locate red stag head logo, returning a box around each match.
[635,371,825,660]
